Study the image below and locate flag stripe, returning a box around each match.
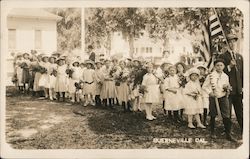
[210,20,220,28]
[211,27,222,36]
[211,31,223,39]
[211,24,220,32]
[209,14,217,21]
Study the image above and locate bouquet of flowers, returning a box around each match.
[74,81,81,90]
[66,68,74,78]
[190,90,201,100]
[32,65,42,72]
[109,67,117,78]
[178,74,187,88]
[20,62,28,69]
[223,84,232,96]
[40,67,47,74]
[11,74,18,83]
[139,85,147,95]
[51,69,57,76]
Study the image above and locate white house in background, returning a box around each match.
[6,8,62,86]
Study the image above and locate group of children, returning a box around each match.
[12,51,237,141]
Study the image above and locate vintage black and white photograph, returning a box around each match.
[1,0,249,159]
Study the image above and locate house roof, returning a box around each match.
[8,8,62,20]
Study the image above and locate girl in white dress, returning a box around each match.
[183,68,206,129]
[141,62,161,120]
[115,60,131,112]
[68,61,81,103]
[48,56,57,100]
[38,55,50,98]
[55,58,68,102]
[163,65,182,123]
[82,60,96,106]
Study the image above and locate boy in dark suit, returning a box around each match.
[218,34,243,135]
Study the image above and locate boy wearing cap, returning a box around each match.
[202,58,237,142]
[218,33,243,135]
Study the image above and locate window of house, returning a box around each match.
[146,47,149,53]
[8,29,16,49]
[149,47,152,53]
[35,30,42,49]
[135,47,138,54]
[141,47,145,53]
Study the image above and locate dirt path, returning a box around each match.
[5,90,242,149]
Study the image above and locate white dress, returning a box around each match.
[82,68,96,95]
[116,68,130,103]
[164,74,182,110]
[48,63,57,89]
[183,80,203,115]
[55,64,68,92]
[68,67,82,93]
[100,66,117,99]
[38,62,50,88]
[141,73,161,104]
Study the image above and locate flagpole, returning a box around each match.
[212,8,238,71]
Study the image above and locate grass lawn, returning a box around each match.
[5,87,242,149]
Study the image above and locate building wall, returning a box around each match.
[6,17,58,86]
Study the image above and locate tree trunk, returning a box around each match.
[163,37,169,51]
[106,32,112,56]
[128,33,134,58]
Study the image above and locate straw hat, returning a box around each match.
[23,52,30,56]
[85,60,94,66]
[227,34,238,41]
[187,68,200,77]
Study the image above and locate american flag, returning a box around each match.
[199,8,226,71]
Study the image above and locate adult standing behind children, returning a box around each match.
[218,33,243,135]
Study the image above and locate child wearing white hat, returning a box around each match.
[163,65,182,123]
[82,60,96,106]
[141,62,161,120]
[183,68,206,129]
[38,55,50,98]
[55,58,68,101]
[48,56,57,100]
[68,61,81,103]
